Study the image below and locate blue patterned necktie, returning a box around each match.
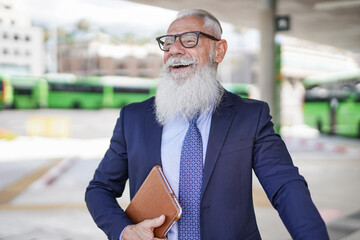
[178,113,203,240]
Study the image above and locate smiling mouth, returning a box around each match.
[171,63,193,69]
[166,57,197,71]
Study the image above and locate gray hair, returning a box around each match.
[175,9,223,39]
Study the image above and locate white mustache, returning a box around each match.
[165,57,197,68]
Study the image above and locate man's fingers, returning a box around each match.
[153,215,166,228]
[142,215,166,229]
[122,215,166,240]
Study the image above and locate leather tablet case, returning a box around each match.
[125,165,182,238]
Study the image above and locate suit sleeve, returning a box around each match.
[85,106,133,240]
[252,102,329,240]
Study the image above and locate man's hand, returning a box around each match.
[122,215,166,240]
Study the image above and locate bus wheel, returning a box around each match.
[358,121,360,139]
[73,102,81,109]
[316,119,322,133]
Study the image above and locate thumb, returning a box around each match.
[143,215,166,229]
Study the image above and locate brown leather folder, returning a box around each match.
[125,165,182,238]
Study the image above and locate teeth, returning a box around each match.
[166,57,197,68]
[172,64,189,68]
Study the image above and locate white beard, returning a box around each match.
[154,56,224,125]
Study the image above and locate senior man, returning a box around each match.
[85,9,329,240]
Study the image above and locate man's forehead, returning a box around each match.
[167,16,205,34]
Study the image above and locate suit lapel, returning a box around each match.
[143,93,235,197]
[145,101,163,168]
[201,92,235,198]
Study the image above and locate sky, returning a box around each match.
[17,0,176,28]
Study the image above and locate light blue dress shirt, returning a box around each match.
[119,110,212,240]
[161,110,213,240]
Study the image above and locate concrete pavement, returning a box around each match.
[0,108,359,239]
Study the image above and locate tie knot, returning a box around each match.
[189,112,200,126]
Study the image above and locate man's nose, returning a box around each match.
[169,38,185,55]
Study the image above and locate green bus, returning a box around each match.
[45,74,157,109]
[303,71,360,138]
[0,75,14,109]
[46,74,104,109]
[4,75,256,111]
[100,76,157,108]
[9,75,48,109]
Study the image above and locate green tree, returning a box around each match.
[76,19,91,31]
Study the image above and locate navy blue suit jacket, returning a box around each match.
[85,91,329,240]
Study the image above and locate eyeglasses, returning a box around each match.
[156,31,220,51]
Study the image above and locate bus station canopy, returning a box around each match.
[303,69,360,88]
[129,0,360,54]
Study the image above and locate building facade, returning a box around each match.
[57,32,163,78]
[0,0,44,75]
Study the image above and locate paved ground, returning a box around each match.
[0,109,359,240]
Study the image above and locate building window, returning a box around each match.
[14,34,19,41]
[3,32,8,39]
[25,35,31,42]
[3,48,8,55]
[25,50,31,57]
[118,62,126,69]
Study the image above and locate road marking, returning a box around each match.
[0,158,63,205]
[27,116,71,138]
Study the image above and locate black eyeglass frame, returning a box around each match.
[156,31,220,51]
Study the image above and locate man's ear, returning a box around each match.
[214,39,227,64]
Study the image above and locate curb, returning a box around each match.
[42,157,78,185]
[283,137,360,157]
